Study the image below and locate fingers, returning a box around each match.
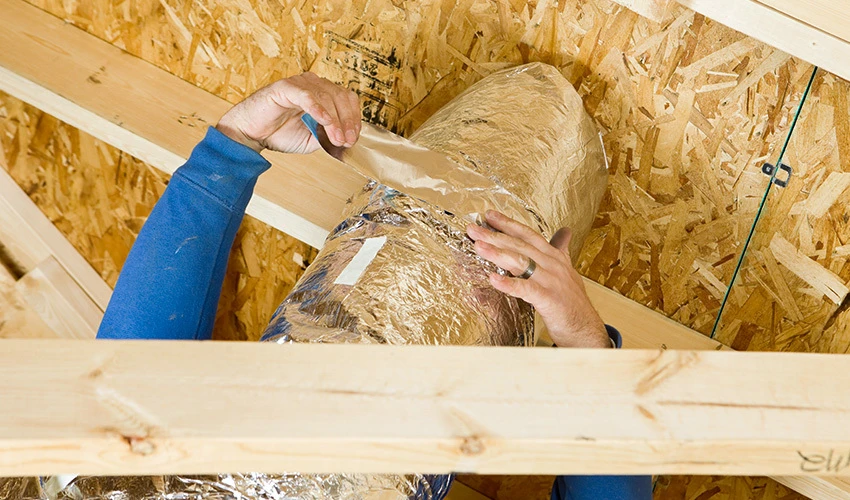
[467,222,538,260]
[306,73,360,147]
[333,88,362,147]
[473,240,535,278]
[484,210,562,258]
[488,272,543,303]
[270,73,361,148]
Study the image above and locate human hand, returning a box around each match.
[467,210,610,348]
[215,72,361,154]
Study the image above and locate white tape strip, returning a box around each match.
[334,236,387,286]
[43,475,78,497]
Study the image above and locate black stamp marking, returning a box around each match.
[321,32,401,130]
[798,449,850,473]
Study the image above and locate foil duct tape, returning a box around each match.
[21,62,607,500]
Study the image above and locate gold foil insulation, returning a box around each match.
[5,474,445,499]
[0,474,448,500]
[411,63,608,256]
[261,182,534,346]
[16,62,607,500]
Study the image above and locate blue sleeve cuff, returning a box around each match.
[174,126,271,210]
[605,324,623,349]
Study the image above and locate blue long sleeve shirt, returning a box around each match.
[97,126,650,500]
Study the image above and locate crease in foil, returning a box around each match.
[15,62,608,500]
[302,114,546,237]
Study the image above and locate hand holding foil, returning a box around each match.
[467,210,609,348]
[216,71,362,153]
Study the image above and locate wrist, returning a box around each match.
[551,324,610,348]
[215,121,264,153]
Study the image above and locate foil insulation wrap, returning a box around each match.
[14,62,607,500]
[261,182,534,345]
[410,62,608,256]
[5,474,446,499]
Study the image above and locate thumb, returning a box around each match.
[549,227,573,255]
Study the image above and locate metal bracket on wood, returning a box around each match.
[762,162,793,187]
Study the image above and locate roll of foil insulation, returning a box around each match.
[23,62,607,500]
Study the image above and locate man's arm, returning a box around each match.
[98,72,361,340]
[97,128,270,339]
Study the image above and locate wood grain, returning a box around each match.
[753,0,850,45]
[0,161,112,310]
[2,340,850,477]
[15,256,102,339]
[677,0,850,83]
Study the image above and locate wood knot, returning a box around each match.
[123,436,156,456]
[460,435,486,456]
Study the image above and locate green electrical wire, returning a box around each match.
[709,66,819,339]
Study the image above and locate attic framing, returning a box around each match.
[2,0,850,498]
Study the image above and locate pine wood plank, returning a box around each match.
[2,340,850,477]
[0,167,112,311]
[753,0,850,46]
[677,0,850,84]
[15,256,102,339]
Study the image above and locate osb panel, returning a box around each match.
[654,475,806,500]
[457,475,808,500]
[0,91,315,341]
[27,0,809,337]
[714,71,850,353]
[456,474,555,499]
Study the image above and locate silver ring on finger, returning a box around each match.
[517,257,536,280]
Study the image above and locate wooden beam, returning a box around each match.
[0,0,364,249]
[0,260,57,339]
[15,256,102,339]
[0,167,112,311]
[2,340,850,477]
[676,0,850,83]
[753,0,850,46]
[773,476,850,500]
[583,280,722,350]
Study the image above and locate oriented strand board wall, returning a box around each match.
[714,71,850,353]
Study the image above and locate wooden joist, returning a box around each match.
[15,256,102,339]
[676,0,850,83]
[611,0,850,85]
[2,340,850,477]
[0,166,111,313]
